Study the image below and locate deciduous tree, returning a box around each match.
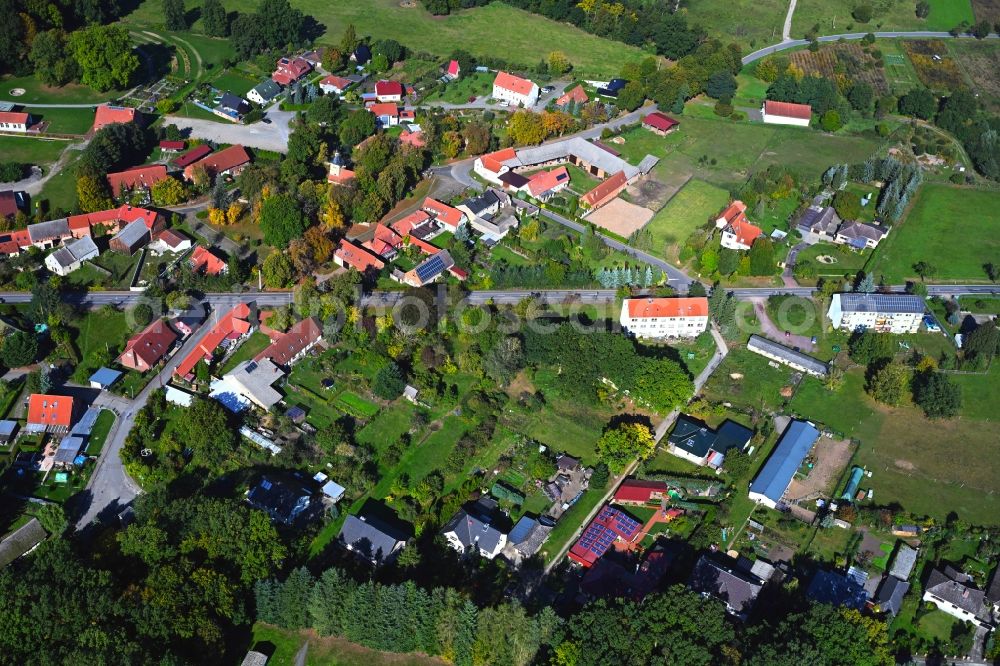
[67,24,140,91]
[596,423,655,473]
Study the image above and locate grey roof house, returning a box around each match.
[442,499,508,560]
[667,415,753,468]
[44,235,98,276]
[922,567,991,627]
[247,476,312,525]
[339,512,409,564]
[875,575,910,616]
[797,204,841,237]
[689,553,765,618]
[888,543,918,581]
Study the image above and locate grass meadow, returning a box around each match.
[865,185,1000,284]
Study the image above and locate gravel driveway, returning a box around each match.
[164,109,296,152]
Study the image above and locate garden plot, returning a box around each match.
[784,434,855,503]
[789,43,890,95]
[903,40,968,92]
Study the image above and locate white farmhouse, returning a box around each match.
[492,71,539,107]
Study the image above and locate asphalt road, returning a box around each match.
[743,31,998,64]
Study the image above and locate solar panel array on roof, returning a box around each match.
[556,172,568,181]
[415,253,446,282]
[837,293,926,314]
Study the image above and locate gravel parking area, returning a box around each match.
[164,109,295,152]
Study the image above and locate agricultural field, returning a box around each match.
[127,0,646,79]
[639,179,729,261]
[903,40,968,93]
[973,0,1000,23]
[881,40,923,92]
[789,43,890,94]
[865,184,1000,283]
[792,0,974,37]
[947,39,1000,111]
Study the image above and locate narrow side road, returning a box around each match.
[544,323,730,573]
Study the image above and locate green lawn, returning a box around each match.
[74,309,132,360]
[218,331,271,375]
[1,137,75,168]
[681,0,790,49]
[126,0,646,79]
[701,348,806,413]
[541,488,605,564]
[34,149,82,211]
[34,107,94,135]
[356,402,415,461]
[425,71,494,104]
[792,0,974,38]
[642,178,729,257]
[796,242,873,281]
[866,185,1000,284]
[333,390,380,419]
[85,410,116,456]
[210,71,256,97]
[0,74,121,105]
[371,416,467,498]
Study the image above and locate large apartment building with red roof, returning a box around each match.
[492,71,539,107]
[619,297,709,339]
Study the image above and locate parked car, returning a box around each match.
[541,85,555,93]
[810,336,817,344]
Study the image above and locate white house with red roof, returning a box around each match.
[492,71,539,107]
[762,100,812,127]
[619,297,709,339]
[715,200,763,251]
[368,102,400,127]
[374,80,404,103]
[473,147,518,184]
[106,165,168,201]
[272,57,312,86]
[445,59,460,80]
[334,239,385,274]
[189,245,228,275]
[526,166,570,201]
[0,111,30,133]
[421,198,466,232]
[319,75,353,96]
[363,224,404,260]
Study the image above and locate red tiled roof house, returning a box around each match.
[189,245,228,275]
[614,479,671,505]
[92,105,137,133]
[255,317,323,367]
[118,319,179,372]
[568,505,642,568]
[334,239,385,274]
[374,80,404,103]
[492,71,539,107]
[174,303,255,380]
[26,394,74,433]
[272,57,312,87]
[183,145,251,182]
[0,111,31,133]
[715,200,762,251]
[580,171,628,211]
[106,165,168,201]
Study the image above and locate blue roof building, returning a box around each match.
[748,420,820,509]
[89,367,122,390]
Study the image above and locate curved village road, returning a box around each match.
[743,31,998,65]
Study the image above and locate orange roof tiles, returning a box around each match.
[391,210,431,237]
[254,317,322,366]
[421,198,464,229]
[27,394,74,428]
[527,166,570,197]
[581,171,628,209]
[188,245,228,275]
[92,105,136,132]
[493,71,536,96]
[184,145,250,180]
[335,239,385,272]
[479,147,518,174]
[626,297,709,319]
[727,219,763,248]
[764,100,812,120]
[399,130,425,148]
[320,75,352,91]
[556,85,588,106]
[368,102,399,118]
[174,303,254,379]
[106,165,168,198]
[718,200,748,226]
[0,112,29,126]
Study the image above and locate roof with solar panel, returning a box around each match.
[568,505,642,567]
